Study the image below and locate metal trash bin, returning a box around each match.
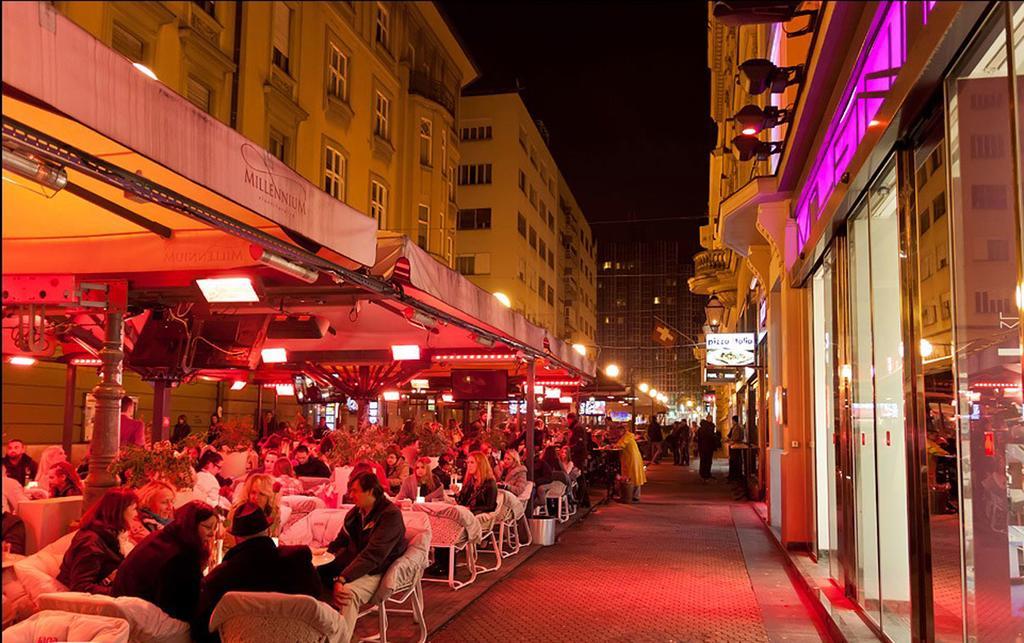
[617,481,635,503]
[529,518,556,546]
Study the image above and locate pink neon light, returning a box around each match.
[796,1,917,252]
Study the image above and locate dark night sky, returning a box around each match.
[440,2,713,253]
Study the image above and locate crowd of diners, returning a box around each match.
[1,397,659,641]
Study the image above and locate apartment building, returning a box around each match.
[54,0,477,266]
[455,91,596,344]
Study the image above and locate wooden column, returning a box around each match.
[84,311,124,509]
[61,364,77,457]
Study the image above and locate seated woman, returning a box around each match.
[272,458,305,497]
[225,473,280,545]
[394,457,444,502]
[130,481,176,543]
[557,446,581,482]
[57,487,137,594]
[496,450,528,496]
[48,461,83,498]
[34,445,67,489]
[427,452,496,577]
[384,446,410,496]
[114,501,218,625]
[194,450,231,512]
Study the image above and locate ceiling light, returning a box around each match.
[261,347,288,363]
[545,387,561,399]
[132,63,159,81]
[275,383,294,396]
[2,148,68,192]
[604,364,621,378]
[493,292,512,307]
[638,382,650,393]
[391,344,421,361]
[69,356,103,367]
[732,104,790,135]
[738,58,803,95]
[230,380,247,391]
[731,135,784,162]
[8,356,36,366]
[920,339,934,358]
[196,277,260,303]
[472,334,496,348]
[559,396,573,403]
[403,307,440,333]
[410,378,430,389]
[382,390,401,401]
[441,393,454,403]
[250,245,319,283]
[572,343,587,356]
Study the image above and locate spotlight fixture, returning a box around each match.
[3,148,68,191]
[249,245,319,283]
[738,58,803,95]
[391,344,421,361]
[471,333,496,348]
[732,104,790,135]
[196,277,260,303]
[261,347,288,364]
[731,135,784,162]
[402,307,440,333]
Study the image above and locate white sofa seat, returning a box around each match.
[39,591,191,643]
[209,591,343,643]
[12,530,75,611]
[3,609,130,643]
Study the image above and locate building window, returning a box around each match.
[460,125,493,141]
[529,146,537,168]
[538,239,546,261]
[538,277,546,295]
[193,0,216,16]
[269,128,288,162]
[602,261,612,270]
[529,226,537,250]
[518,213,527,237]
[529,185,537,208]
[111,22,145,62]
[518,170,526,193]
[547,249,554,269]
[370,179,387,229]
[986,239,1009,261]
[327,43,348,101]
[417,205,429,249]
[932,193,947,220]
[445,236,453,265]
[457,208,492,230]
[186,76,212,114]
[375,2,390,51]
[919,207,931,234]
[518,126,527,151]
[323,143,346,201]
[547,286,554,306]
[456,253,491,276]
[374,91,390,140]
[653,296,661,305]
[272,1,291,74]
[458,164,492,186]
[418,119,433,166]
[547,211,555,229]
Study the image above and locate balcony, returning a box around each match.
[409,71,455,118]
[688,248,740,300]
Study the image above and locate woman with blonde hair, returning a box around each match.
[34,445,67,487]
[226,473,280,544]
[395,457,444,502]
[496,449,528,496]
[130,480,177,543]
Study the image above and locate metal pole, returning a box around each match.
[256,384,264,438]
[61,364,76,457]
[84,311,124,509]
[525,359,536,482]
[152,380,171,442]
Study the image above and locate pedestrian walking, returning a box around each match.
[727,415,745,481]
[647,417,664,464]
[666,422,683,465]
[697,414,719,481]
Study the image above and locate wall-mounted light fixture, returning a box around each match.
[738,58,803,95]
[249,245,319,283]
[731,135,784,162]
[3,148,67,192]
[732,104,790,135]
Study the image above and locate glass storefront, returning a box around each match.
[805,4,1024,640]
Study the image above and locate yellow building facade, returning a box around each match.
[455,91,596,346]
[54,0,477,267]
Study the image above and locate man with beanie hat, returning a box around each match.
[195,502,321,641]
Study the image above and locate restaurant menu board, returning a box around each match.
[579,400,607,416]
[705,332,757,367]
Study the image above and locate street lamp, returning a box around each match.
[572,343,588,356]
[604,363,621,378]
[705,295,726,330]
[638,382,650,394]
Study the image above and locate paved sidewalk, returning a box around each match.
[430,461,830,642]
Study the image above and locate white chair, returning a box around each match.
[473,494,507,574]
[12,530,75,612]
[535,481,570,523]
[515,481,535,548]
[3,609,130,643]
[414,503,482,591]
[39,592,190,643]
[209,591,343,643]
[498,490,525,557]
[357,511,431,643]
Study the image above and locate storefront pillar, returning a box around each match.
[152,380,171,442]
[779,279,814,548]
[84,311,125,509]
[525,358,536,482]
[61,363,76,457]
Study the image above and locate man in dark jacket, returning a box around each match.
[3,439,37,486]
[697,414,719,481]
[321,471,407,643]
[293,445,331,478]
[566,413,591,508]
[196,502,321,642]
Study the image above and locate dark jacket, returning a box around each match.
[697,420,719,453]
[2,454,37,486]
[568,422,590,466]
[532,458,553,486]
[458,478,498,514]
[293,457,331,478]
[57,525,124,595]
[3,511,26,555]
[197,537,321,642]
[113,525,204,623]
[171,422,192,445]
[648,422,663,442]
[324,496,406,584]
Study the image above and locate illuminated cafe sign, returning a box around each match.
[704,366,742,386]
[796,0,937,252]
[706,332,757,367]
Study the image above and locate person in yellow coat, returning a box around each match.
[615,425,647,502]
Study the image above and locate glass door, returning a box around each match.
[811,251,840,576]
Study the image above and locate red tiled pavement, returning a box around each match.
[429,461,832,642]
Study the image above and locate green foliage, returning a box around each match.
[477,424,509,451]
[325,422,397,466]
[415,422,458,457]
[212,417,257,451]
[110,441,195,490]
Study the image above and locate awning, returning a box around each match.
[2,1,377,268]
